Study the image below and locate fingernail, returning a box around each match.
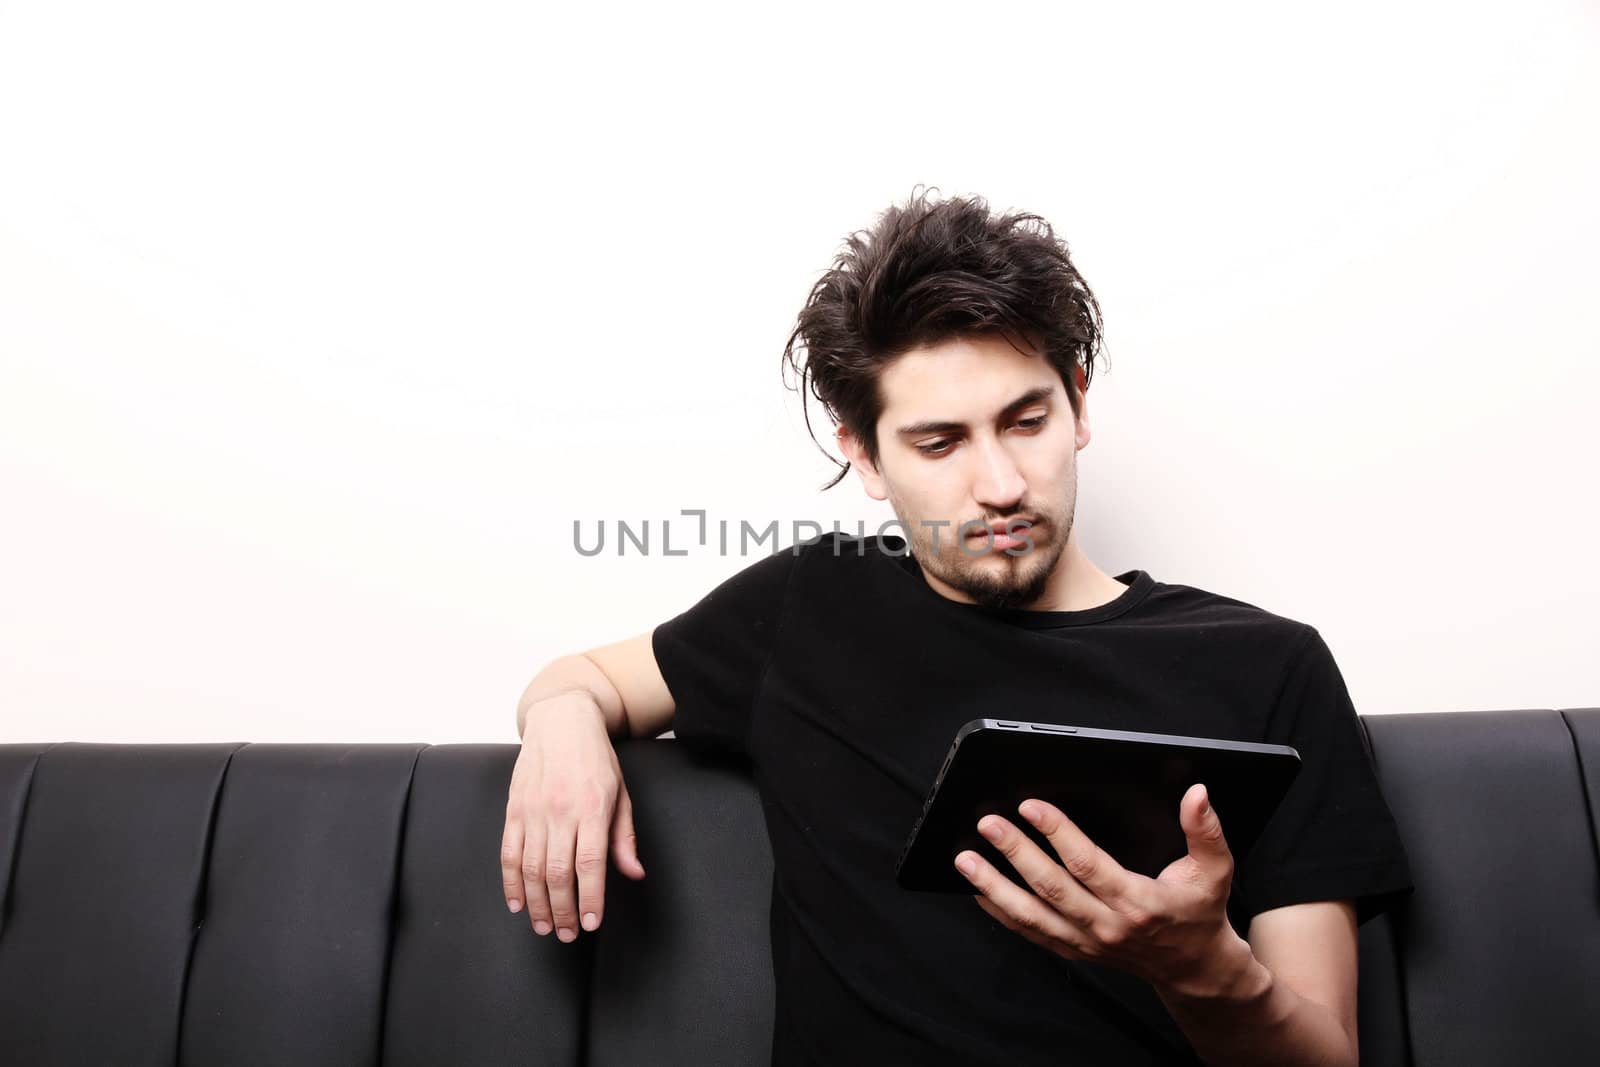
[557,928,575,943]
[956,854,977,876]
[582,912,598,931]
[534,920,551,935]
[978,819,1002,843]
[508,899,522,914]
[1019,801,1040,821]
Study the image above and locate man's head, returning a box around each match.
[781,188,1104,610]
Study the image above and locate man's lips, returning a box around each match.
[967,521,1038,550]
[970,520,1036,538]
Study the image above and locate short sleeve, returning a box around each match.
[650,544,806,758]
[1231,626,1415,929]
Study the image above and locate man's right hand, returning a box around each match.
[501,689,646,940]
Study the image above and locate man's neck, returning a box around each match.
[1029,540,1129,613]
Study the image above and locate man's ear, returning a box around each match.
[1072,364,1092,448]
[836,425,889,501]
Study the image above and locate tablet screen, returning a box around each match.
[895,719,1300,894]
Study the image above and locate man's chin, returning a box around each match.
[946,563,1052,607]
[969,585,1050,612]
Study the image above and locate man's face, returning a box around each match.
[838,333,1092,611]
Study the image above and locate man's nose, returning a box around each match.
[971,435,1026,509]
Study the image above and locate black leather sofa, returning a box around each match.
[1,707,1597,1066]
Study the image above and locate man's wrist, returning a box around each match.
[518,686,614,742]
[1158,928,1272,1007]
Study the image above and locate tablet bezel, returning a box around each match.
[894,718,1301,894]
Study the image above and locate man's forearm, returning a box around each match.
[515,654,628,740]
[1154,939,1356,1067]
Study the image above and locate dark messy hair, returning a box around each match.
[781,186,1106,491]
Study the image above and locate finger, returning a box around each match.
[511,751,554,935]
[1180,783,1233,886]
[519,817,553,936]
[544,817,580,942]
[955,848,1089,948]
[977,812,1114,926]
[574,812,610,933]
[1014,800,1138,907]
[975,893,1088,959]
[611,784,646,880]
[501,815,525,913]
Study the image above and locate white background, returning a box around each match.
[2,1,1595,744]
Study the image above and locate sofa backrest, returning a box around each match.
[0,707,1596,1066]
[1356,708,1600,1066]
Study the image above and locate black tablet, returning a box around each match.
[895,718,1301,893]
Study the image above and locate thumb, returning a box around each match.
[1181,783,1231,871]
[611,783,647,880]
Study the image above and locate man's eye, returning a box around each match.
[916,417,1044,457]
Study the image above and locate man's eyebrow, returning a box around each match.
[893,385,1057,437]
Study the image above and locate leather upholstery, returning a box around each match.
[1,708,1596,1065]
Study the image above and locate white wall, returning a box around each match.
[1,1,1595,744]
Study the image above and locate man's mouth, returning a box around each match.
[968,520,1037,550]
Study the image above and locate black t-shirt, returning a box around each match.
[651,532,1414,1066]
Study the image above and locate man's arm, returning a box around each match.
[514,629,676,740]
[503,628,677,937]
[955,789,1364,1067]
[1152,900,1360,1067]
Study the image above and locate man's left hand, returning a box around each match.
[955,783,1254,1000]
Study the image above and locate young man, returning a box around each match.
[503,190,1414,1066]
